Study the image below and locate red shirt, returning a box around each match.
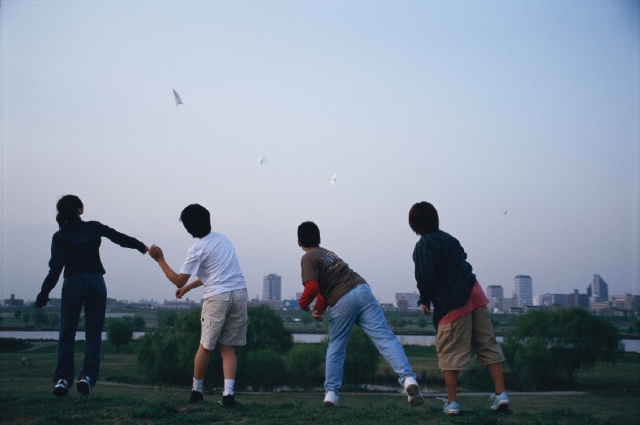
[298,280,328,313]
[438,280,489,326]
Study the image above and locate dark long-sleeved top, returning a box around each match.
[412,230,476,330]
[39,217,146,296]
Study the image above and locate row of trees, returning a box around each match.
[136,305,381,392]
[99,306,623,392]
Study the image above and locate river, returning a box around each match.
[1,331,639,353]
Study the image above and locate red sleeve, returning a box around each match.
[314,293,328,314]
[298,280,319,311]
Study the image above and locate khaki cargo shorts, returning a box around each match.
[200,288,248,350]
[436,305,504,370]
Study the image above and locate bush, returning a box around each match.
[245,349,287,391]
[138,305,294,390]
[504,308,621,390]
[156,310,178,327]
[459,363,498,392]
[132,315,146,331]
[107,318,133,354]
[285,344,325,390]
[342,326,379,387]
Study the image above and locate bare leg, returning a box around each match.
[194,344,213,380]
[487,362,506,394]
[219,344,237,379]
[443,370,459,402]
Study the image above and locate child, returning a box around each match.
[296,221,423,408]
[409,202,509,415]
[149,204,248,407]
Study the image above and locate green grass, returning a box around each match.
[2,341,640,424]
[0,383,638,425]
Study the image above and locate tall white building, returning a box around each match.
[514,275,533,307]
[590,274,609,303]
[486,285,504,311]
[262,273,282,301]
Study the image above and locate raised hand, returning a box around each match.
[148,245,164,262]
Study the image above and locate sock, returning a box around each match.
[192,378,203,393]
[223,379,235,396]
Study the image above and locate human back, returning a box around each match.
[181,231,246,298]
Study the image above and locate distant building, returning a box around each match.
[566,289,589,309]
[282,299,299,311]
[4,294,24,307]
[502,297,517,311]
[263,274,282,301]
[590,274,609,303]
[610,294,640,314]
[379,303,395,311]
[251,299,283,310]
[537,293,566,307]
[395,293,420,310]
[161,299,200,309]
[514,275,533,307]
[486,286,504,312]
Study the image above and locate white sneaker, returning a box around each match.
[323,391,338,407]
[403,377,424,407]
[77,376,93,396]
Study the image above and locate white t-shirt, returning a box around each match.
[179,232,246,298]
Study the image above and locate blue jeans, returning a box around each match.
[325,283,416,394]
[54,272,107,387]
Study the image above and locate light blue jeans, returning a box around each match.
[325,283,416,394]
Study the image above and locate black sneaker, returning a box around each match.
[221,394,237,408]
[77,377,94,396]
[189,390,204,403]
[53,379,69,397]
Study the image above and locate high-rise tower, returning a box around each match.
[262,273,282,301]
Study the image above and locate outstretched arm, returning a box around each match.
[149,245,190,288]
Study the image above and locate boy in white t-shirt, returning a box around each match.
[149,204,248,407]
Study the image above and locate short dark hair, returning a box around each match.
[408,202,439,235]
[297,221,320,248]
[180,204,212,238]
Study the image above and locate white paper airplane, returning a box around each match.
[330,173,337,185]
[258,156,267,165]
[173,89,183,106]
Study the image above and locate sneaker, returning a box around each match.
[323,391,338,407]
[53,379,69,397]
[189,390,204,404]
[77,377,93,396]
[221,394,237,408]
[403,377,424,407]
[443,401,459,415]
[490,392,509,411]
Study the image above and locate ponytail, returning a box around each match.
[56,195,83,228]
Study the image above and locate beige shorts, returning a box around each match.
[200,288,248,350]
[436,305,504,370]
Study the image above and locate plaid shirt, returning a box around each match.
[412,230,476,330]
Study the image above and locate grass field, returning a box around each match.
[2,341,639,424]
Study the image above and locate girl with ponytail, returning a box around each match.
[36,195,148,398]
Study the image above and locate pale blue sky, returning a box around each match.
[1,1,638,304]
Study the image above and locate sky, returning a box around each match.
[1,1,638,305]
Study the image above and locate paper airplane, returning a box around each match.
[330,173,337,185]
[258,156,267,165]
[173,89,183,106]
